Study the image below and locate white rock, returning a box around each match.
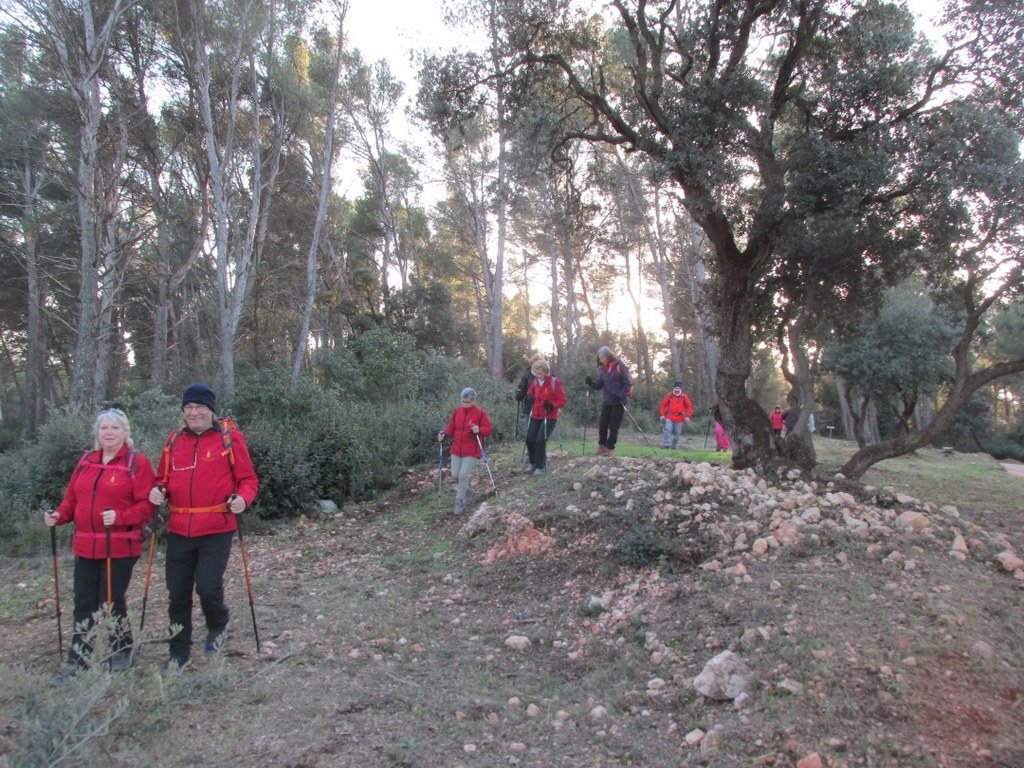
[777,677,804,695]
[504,635,531,651]
[895,510,930,531]
[684,728,705,746]
[693,650,753,700]
[995,551,1024,572]
[590,705,608,720]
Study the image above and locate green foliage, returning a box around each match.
[824,285,959,406]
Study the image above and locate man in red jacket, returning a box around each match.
[149,383,258,669]
[659,381,694,449]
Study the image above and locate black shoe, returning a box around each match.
[111,649,133,671]
[161,656,191,673]
[205,627,228,656]
[50,664,79,686]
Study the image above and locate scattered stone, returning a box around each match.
[693,650,754,701]
[994,551,1024,573]
[589,705,607,720]
[777,678,804,695]
[483,513,555,563]
[796,753,824,768]
[504,635,531,651]
[684,729,705,746]
[895,510,930,531]
[316,499,339,516]
[970,641,995,661]
[526,703,541,717]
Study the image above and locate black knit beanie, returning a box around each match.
[181,382,217,413]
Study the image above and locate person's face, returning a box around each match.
[533,367,547,378]
[461,395,475,408]
[599,354,610,364]
[97,418,127,452]
[673,387,682,395]
[183,403,215,433]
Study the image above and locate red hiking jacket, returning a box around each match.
[527,376,567,420]
[55,444,157,559]
[156,424,259,537]
[660,392,694,422]
[442,404,493,458]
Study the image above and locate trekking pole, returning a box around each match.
[514,404,521,442]
[230,496,261,656]
[49,519,64,658]
[622,404,658,456]
[582,390,590,456]
[475,433,498,497]
[703,411,712,450]
[437,434,445,493]
[141,485,166,632]
[104,510,114,614]
[139,522,158,633]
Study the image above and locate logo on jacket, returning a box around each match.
[203,448,217,462]
[108,474,120,485]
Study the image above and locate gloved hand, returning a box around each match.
[469,425,479,434]
[543,401,554,414]
[584,375,594,387]
[438,431,445,442]
[514,388,525,402]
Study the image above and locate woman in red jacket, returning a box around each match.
[525,360,567,476]
[44,408,156,684]
[439,387,493,514]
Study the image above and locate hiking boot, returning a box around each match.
[50,664,79,687]
[532,468,546,476]
[454,500,465,515]
[110,648,133,671]
[605,449,615,457]
[525,464,535,473]
[205,626,228,656]
[161,656,191,673]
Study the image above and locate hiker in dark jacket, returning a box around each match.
[45,408,156,684]
[585,346,632,456]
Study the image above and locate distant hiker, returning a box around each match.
[585,346,632,456]
[45,408,157,685]
[770,405,785,437]
[439,387,493,514]
[659,380,694,449]
[514,353,544,461]
[514,353,544,417]
[715,421,731,452]
[149,383,258,671]
[524,360,567,475]
[782,405,799,435]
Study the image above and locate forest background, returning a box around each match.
[1,0,1024,524]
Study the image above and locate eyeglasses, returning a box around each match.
[183,405,209,413]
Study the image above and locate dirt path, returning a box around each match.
[1001,462,1024,478]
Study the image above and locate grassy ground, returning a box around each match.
[1,429,1022,767]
